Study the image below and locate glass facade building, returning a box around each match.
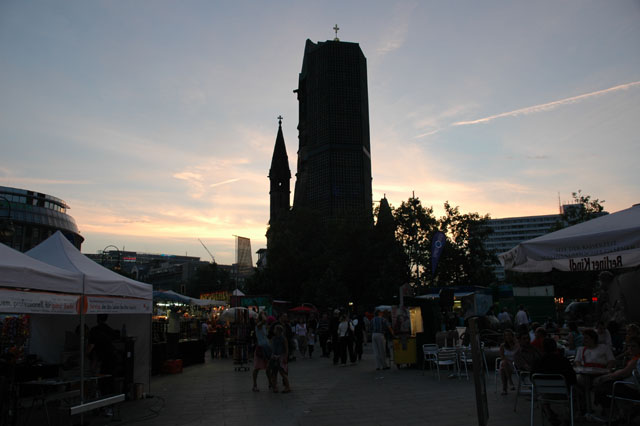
[0,186,83,251]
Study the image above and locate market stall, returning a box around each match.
[151,291,224,372]
[25,231,152,404]
[0,242,86,423]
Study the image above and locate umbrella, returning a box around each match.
[289,305,317,313]
[499,204,640,273]
[219,307,258,322]
[153,290,191,304]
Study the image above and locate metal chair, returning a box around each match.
[494,357,503,393]
[435,347,459,381]
[513,366,533,412]
[459,348,474,380]
[530,373,574,426]
[422,344,439,376]
[607,369,640,426]
[480,341,489,376]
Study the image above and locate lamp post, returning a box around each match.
[102,245,121,271]
[0,195,15,247]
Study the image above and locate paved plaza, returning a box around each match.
[91,346,542,426]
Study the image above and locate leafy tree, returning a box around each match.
[393,196,438,285]
[551,190,606,230]
[436,202,496,287]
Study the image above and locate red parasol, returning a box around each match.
[289,305,318,313]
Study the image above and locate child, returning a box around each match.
[307,328,316,358]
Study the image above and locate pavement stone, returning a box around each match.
[78,345,602,426]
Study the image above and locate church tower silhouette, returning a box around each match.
[268,116,291,224]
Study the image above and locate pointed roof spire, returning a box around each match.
[333,24,340,41]
[269,115,291,179]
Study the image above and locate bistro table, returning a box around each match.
[19,375,113,426]
[574,365,610,421]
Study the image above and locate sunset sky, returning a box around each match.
[1,1,639,264]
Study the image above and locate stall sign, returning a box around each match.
[85,296,152,314]
[0,289,79,314]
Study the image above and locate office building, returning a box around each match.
[0,186,83,251]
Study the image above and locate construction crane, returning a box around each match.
[197,238,216,263]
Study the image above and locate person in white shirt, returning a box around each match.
[514,305,529,328]
[574,329,615,369]
[294,319,308,358]
[595,321,613,349]
[498,308,512,329]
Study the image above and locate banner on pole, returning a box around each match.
[431,231,446,277]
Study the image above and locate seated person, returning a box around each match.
[532,338,577,426]
[515,330,541,372]
[596,321,613,349]
[531,327,547,351]
[575,329,615,369]
[567,321,584,355]
[592,335,640,419]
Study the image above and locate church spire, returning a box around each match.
[269,116,291,224]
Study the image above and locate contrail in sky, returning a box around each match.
[210,178,240,188]
[452,81,640,127]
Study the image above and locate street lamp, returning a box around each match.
[0,195,15,246]
[102,245,121,271]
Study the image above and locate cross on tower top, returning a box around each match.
[277,115,283,125]
[333,24,340,41]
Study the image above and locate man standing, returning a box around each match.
[371,310,394,370]
[514,305,530,329]
[317,313,330,357]
[498,308,512,329]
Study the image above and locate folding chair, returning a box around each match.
[422,344,439,376]
[513,366,533,412]
[460,348,473,380]
[530,373,574,426]
[480,341,489,376]
[607,369,640,426]
[494,357,503,393]
[435,347,459,381]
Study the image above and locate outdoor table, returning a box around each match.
[574,366,609,416]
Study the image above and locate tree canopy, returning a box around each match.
[252,195,496,308]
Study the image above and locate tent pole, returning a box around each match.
[148,313,152,395]
[80,281,85,425]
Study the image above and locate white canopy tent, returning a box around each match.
[499,204,640,273]
[0,242,83,294]
[25,231,153,397]
[0,243,84,316]
[26,231,151,299]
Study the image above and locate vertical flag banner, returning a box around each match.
[431,231,446,277]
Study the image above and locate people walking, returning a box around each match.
[337,314,356,365]
[353,314,365,362]
[317,312,330,357]
[295,318,308,358]
[371,309,393,370]
[330,309,340,365]
[252,312,272,392]
[269,324,291,393]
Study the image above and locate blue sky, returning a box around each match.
[1,0,639,264]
